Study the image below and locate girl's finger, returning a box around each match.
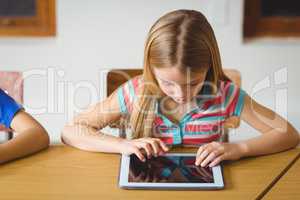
[195,146,211,166]
[147,140,161,156]
[195,146,204,165]
[200,150,221,167]
[156,139,169,152]
[140,142,153,158]
[195,146,203,160]
[208,154,226,167]
[134,148,146,162]
[200,148,223,167]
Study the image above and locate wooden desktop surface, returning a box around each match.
[262,152,300,200]
[0,146,299,200]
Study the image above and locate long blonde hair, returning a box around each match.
[129,9,230,139]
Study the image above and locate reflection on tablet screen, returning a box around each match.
[129,155,214,183]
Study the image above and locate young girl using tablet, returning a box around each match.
[0,89,49,164]
[62,10,299,167]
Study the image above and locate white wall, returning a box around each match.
[0,0,299,143]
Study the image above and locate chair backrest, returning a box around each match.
[0,71,23,104]
[106,68,241,130]
[107,68,241,97]
[0,71,23,140]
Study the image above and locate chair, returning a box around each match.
[106,68,241,142]
[0,71,23,140]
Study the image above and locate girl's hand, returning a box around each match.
[119,137,169,162]
[195,141,248,167]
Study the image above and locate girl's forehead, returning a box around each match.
[153,67,207,84]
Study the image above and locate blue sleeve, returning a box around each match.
[0,89,23,128]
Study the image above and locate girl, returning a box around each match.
[61,10,299,167]
[0,88,49,164]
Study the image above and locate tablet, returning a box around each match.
[119,153,224,190]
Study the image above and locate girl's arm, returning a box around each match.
[0,111,49,164]
[237,94,299,156]
[195,94,299,167]
[61,91,169,160]
[61,91,125,153]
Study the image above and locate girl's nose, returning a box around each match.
[174,85,187,98]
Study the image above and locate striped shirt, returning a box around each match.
[117,76,246,145]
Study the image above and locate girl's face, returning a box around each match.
[153,66,208,104]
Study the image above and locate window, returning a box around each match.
[243,0,300,41]
[0,0,56,36]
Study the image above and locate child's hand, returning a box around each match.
[120,137,169,162]
[195,142,247,167]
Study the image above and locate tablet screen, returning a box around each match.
[128,155,214,183]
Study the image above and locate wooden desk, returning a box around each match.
[0,146,299,200]
[263,153,300,200]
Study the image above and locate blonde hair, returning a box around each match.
[129,9,230,139]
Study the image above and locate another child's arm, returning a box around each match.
[61,91,169,161]
[0,111,49,164]
[196,94,299,167]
